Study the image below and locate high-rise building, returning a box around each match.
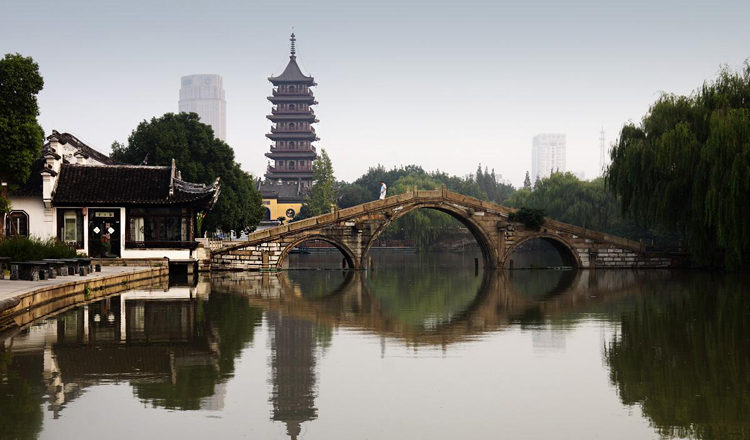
[531,133,566,183]
[178,74,227,141]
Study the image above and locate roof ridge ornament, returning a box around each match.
[290,32,296,58]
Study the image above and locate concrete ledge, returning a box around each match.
[92,257,169,267]
[0,266,168,333]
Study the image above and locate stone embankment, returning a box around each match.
[0,262,168,334]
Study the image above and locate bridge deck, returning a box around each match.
[214,190,642,255]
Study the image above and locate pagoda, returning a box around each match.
[264,33,319,188]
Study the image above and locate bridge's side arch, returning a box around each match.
[360,202,500,269]
[502,233,581,269]
[276,234,359,270]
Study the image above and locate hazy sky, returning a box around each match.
[2,0,748,186]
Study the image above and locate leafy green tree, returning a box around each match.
[523,171,532,190]
[608,62,750,268]
[111,112,264,236]
[505,172,681,247]
[308,148,336,216]
[474,164,515,204]
[506,173,617,231]
[337,182,370,208]
[0,53,45,235]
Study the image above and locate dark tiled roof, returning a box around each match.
[53,164,219,208]
[268,57,316,84]
[259,181,308,202]
[10,131,121,197]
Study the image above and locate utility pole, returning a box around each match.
[599,128,607,176]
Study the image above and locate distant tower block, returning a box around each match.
[179,74,227,141]
[531,133,566,183]
[599,128,607,175]
[264,33,319,188]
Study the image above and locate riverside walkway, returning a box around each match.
[0,264,168,333]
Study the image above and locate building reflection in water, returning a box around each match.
[267,312,319,439]
[1,280,263,423]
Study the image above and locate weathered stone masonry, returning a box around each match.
[209,189,678,271]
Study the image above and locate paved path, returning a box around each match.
[0,266,154,303]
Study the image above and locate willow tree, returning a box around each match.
[607,62,750,268]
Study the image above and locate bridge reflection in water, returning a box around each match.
[1,267,749,439]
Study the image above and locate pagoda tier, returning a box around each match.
[264,33,319,185]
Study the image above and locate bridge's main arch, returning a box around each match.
[360,201,500,269]
[276,234,358,270]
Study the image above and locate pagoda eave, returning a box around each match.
[265,172,315,180]
[266,133,319,141]
[268,96,317,104]
[265,151,318,160]
[269,77,316,86]
[266,114,318,123]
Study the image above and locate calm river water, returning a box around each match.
[1,251,749,440]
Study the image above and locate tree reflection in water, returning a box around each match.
[0,342,44,440]
[3,265,750,439]
[605,274,750,439]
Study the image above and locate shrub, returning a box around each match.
[0,236,79,261]
[508,207,546,231]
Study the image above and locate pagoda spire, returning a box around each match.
[290,32,296,58]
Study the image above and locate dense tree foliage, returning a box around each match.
[111,113,264,236]
[505,172,679,247]
[607,62,750,268]
[505,173,618,231]
[0,53,45,227]
[474,165,515,204]
[308,148,336,216]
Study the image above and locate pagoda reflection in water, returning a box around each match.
[267,312,319,439]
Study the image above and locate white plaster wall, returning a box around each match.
[7,196,55,239]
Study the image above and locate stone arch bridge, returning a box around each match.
[209,189,674,271]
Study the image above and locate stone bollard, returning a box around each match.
[61,266,68,276]
[95,264,101,272]
[30,268,39,281]
[10,265,19,280]
[79,267,86,276]
[48,268,56,279]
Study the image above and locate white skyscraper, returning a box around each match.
[178,74,226,141]
[531,133,566,183]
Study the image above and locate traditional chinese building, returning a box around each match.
[6,131,220,259]
[259,33,319,222]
